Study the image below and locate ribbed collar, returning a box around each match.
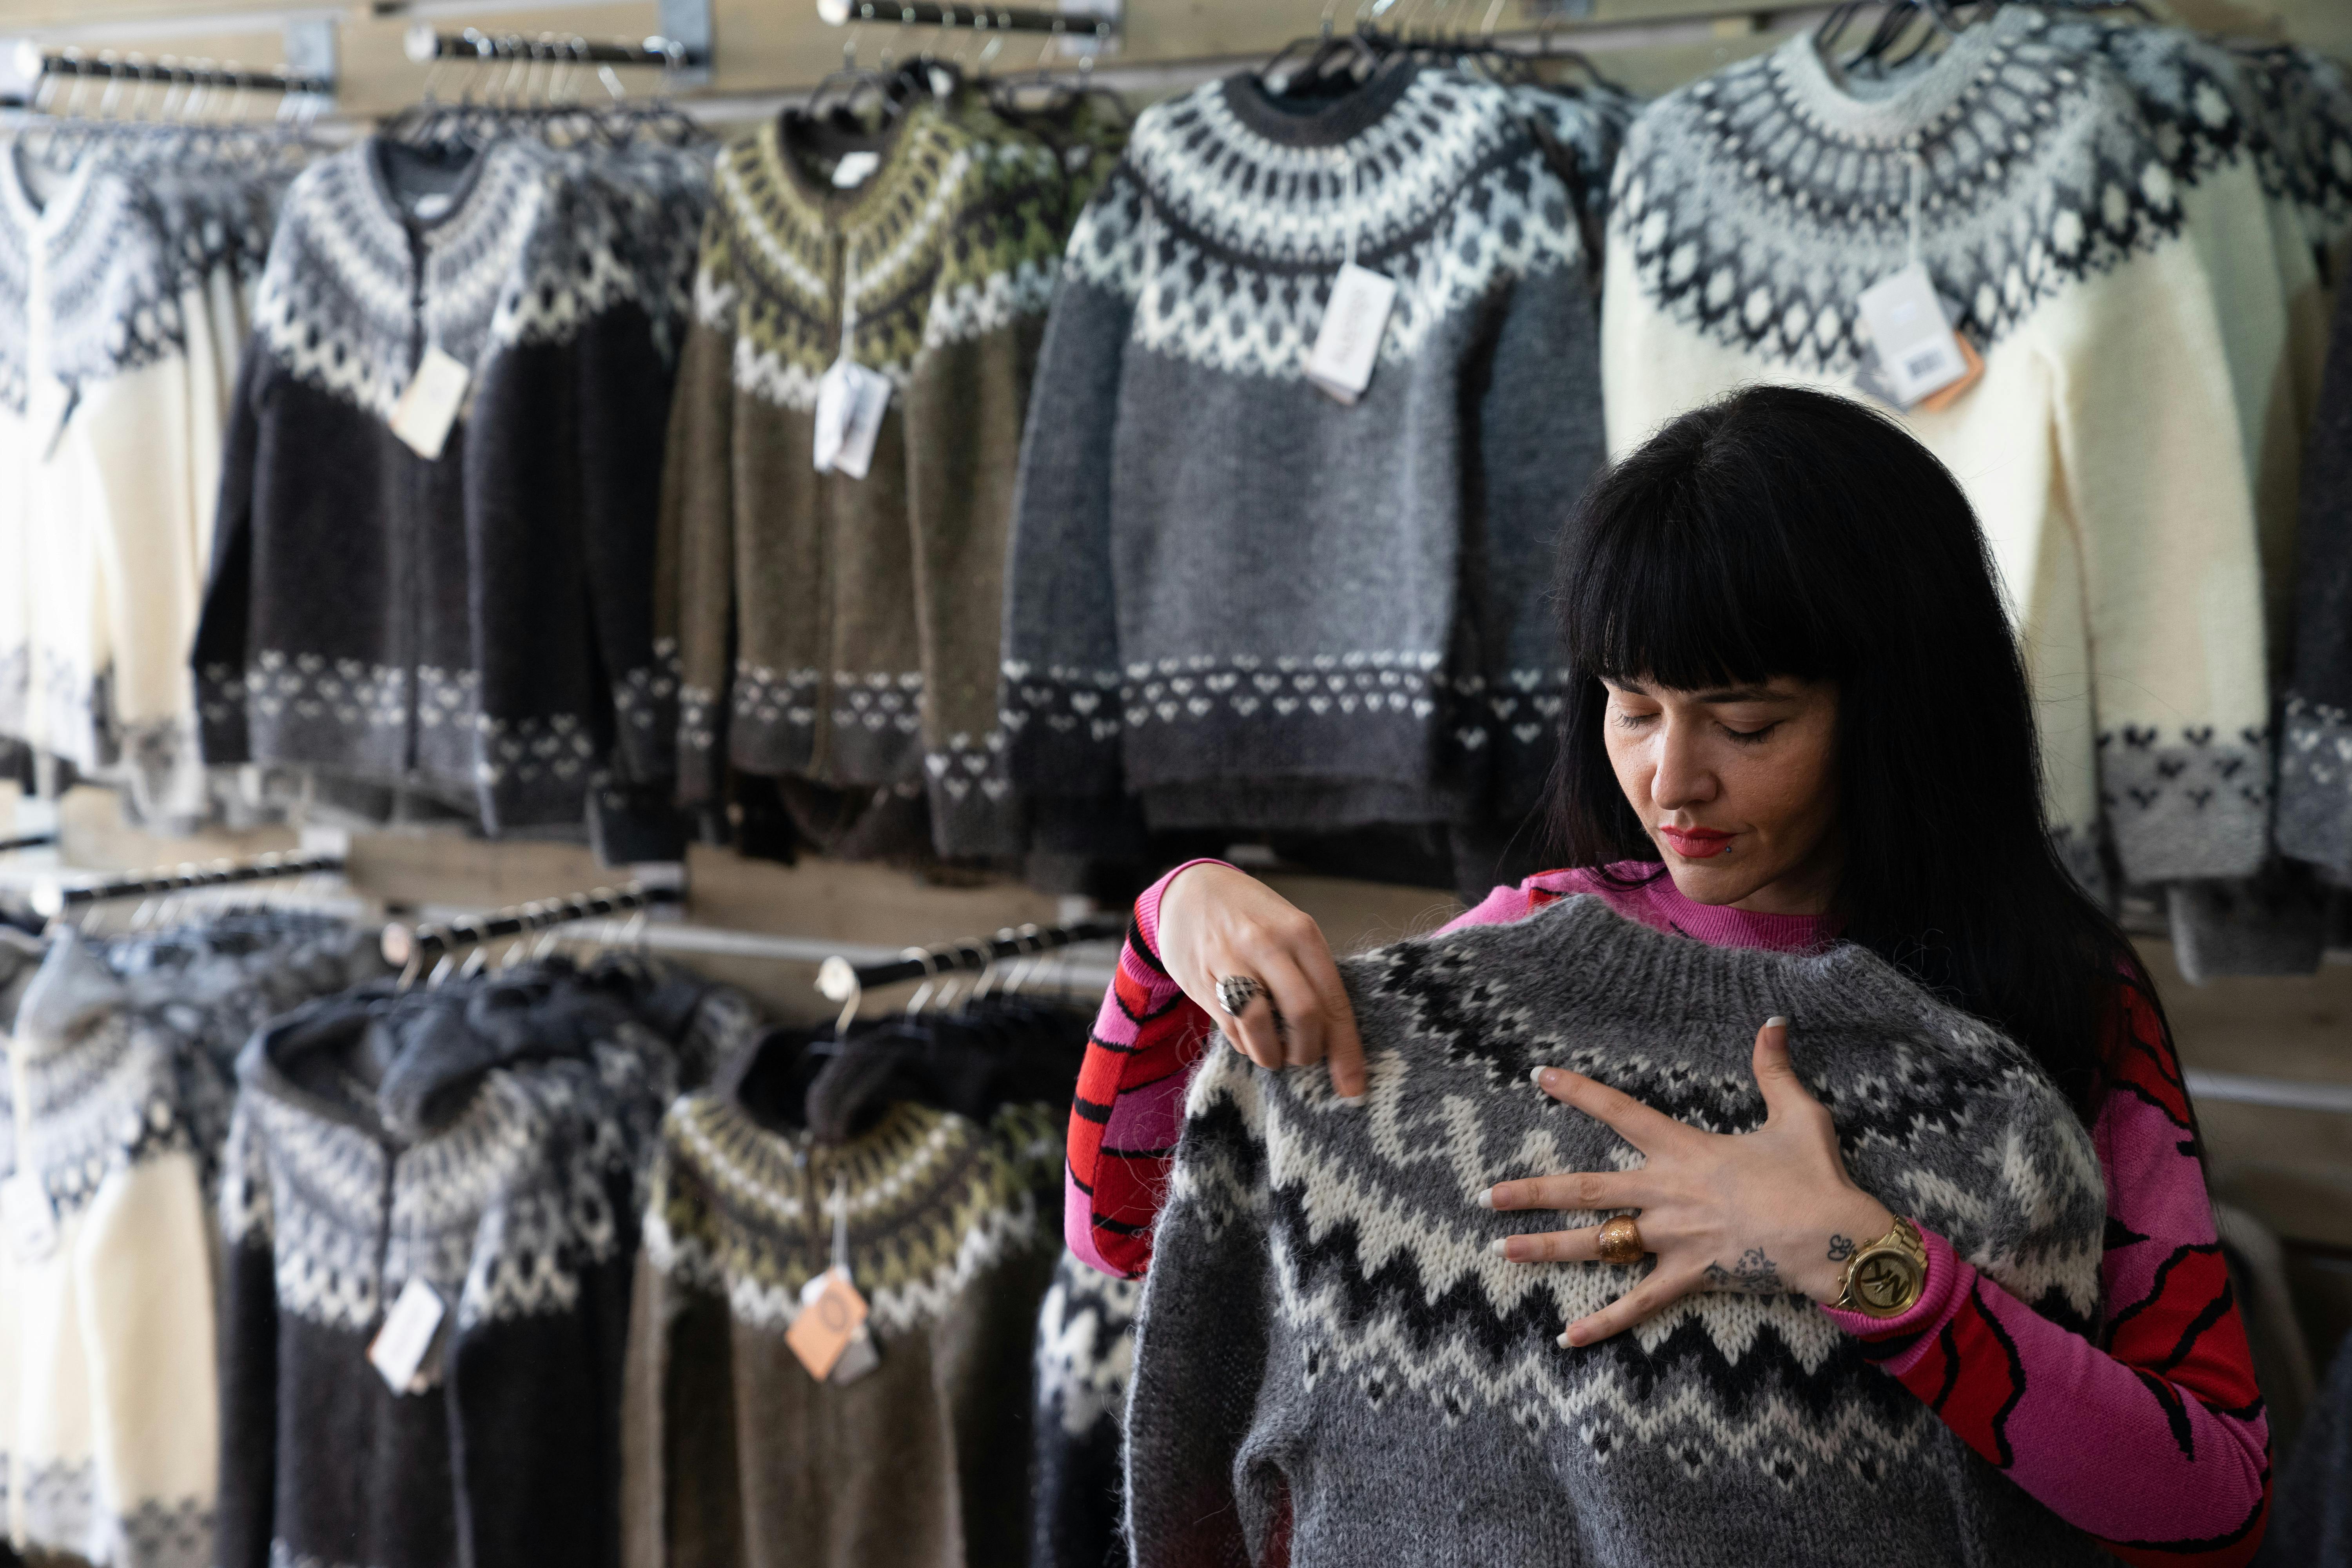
[1220,59,1423,148]
[1533,864,1843,955]
[0,144,96,245]
[1772,8,2037,145]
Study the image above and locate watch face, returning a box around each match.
[1854,1252,1922,1312]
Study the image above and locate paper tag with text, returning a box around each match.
[787,1267,871,1381]
[1304,263,1397,405]
[388,346,472,461]
[813,360,892,479]
[1856,263,1969,408]
[832,151,882,189]
[368,1278,447,1394]
[2,1173,56,1264]
[828,1322,881,1385]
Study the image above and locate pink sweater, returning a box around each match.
[1065,862,2270,1565]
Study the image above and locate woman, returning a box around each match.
[1068,387,2269,1563]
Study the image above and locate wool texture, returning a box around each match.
[1127,894,2110,1567]
[1032,1248,1139,1568]
[999,66,1619,844]
[1600,9,2350,893]
[0,153,255,818]
[215,971,676,1568]
[621,1091,1063,1568]
[194,135,705,831]
[2282,271,2352,875]
[655,103,1069,857]
[0,938,219,1568]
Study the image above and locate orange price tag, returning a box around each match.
[786,1268,871,1381]
[1914,334,1984,414]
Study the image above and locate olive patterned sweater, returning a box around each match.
[621,1090,1063,1568]
[656,106,1069,853]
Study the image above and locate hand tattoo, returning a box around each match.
[1826,1234,1856,1262]
[1701,1248,1786,1295]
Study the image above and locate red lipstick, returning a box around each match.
[1659,825,1733,859]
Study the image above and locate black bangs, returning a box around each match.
[1558,453,1849,691]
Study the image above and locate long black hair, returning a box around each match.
[1550,385,2155,1118]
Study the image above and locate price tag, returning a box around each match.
[1856,263,1971,408]
[1303,262,1397,406]
[831,151,882,189]
[828,1322,880,1385]
[2,1173,57,1264]
[367,1278,447,1394]
[388,346,472,461]
[786,1267,871,1381]
[25,375,74,463]
[812,359,891,480]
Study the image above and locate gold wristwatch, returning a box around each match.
[1834,1216,1928,1318]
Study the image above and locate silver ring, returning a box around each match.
[1216,974,1265,1018]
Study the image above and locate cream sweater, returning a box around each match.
[0,154,249,821]
[0,937,217,1568]
[1600,11,2321,889]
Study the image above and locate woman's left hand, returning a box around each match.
[1482,1017,1897,1347]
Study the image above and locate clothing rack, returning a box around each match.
[379,878,685,972]
[814,0,1122,45]
[400,26,702,69]
[29,850,347,919]
[9,44,335,98]
[814,915,1125,1007]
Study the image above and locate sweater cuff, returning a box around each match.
[1132,858,1234,967]
[1818,1223,1967,1373]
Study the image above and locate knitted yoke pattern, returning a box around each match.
[1031,1248,1140,1568]
[215,988,677,1568]
[658,104,1067,851]
[1127,896,2109,1568]
[623,1095,1064,1568]
[196,137,702,830]
[1601,9,2328,892]
[1,940,218,1568]
[1000,65,1612,839]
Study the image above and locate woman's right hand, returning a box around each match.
[1155,862,1368,1100]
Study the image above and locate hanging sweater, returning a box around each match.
[1075,861,2270,1564]
[1000,65,1612,846]
[0,938,218,1568]
[1032,1247,1139,1568]
[655,105,1067,856]
[1131,895,2116,1566]
[621,1087,1063,1568]
[2282,276,2352,875]
[216,974,675,1568]
[1600,11,2287,893]
[0,153,227,800]
[195,136,698,831]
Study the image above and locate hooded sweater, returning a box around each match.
[215,971,675,1568]
[1000,65,1611,842]
[1599,10,2307,893]
[0,938,218,1568]
[621,1087,1062,1568]
[655,105,1068,856]
[1127,894,2111,1567]
[195,136,701,831]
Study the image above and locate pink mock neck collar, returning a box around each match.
[1531,865,1843,955]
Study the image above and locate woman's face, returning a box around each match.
[1600,675,1843,915]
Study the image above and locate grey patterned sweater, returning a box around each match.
[1128,895,2107,1567]
[1001,65,1614,844]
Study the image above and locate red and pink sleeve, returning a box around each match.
[1824,984,2270,1565]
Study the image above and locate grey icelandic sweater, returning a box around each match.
[1000,64,1612,844]
[1127,895,2108,1568]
